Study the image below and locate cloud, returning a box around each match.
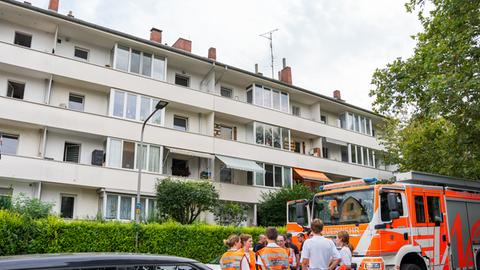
[31,0,422,110]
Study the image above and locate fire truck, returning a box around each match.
[287,171,480,270]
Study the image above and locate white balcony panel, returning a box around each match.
[0,42,383,150]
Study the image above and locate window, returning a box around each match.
[106,194,118,219]
[120,196,132,220]
[341,146,348,162]
[122,141,135,169]
[74,47,89,61]
[272,90,280,110]
[274,166,283,187]
[113,90,125,117]
[125,93,137,119]
[173,116,188,131]
[218,125,233,140]
[340,112,373,136]
[130,49,141,74]
[153,56,166,80]
[255,123,264,144]
[114,45,130,71]
[322,147,329,159]
[60,195,75,218]
[220,87,233,98]
[172,159,189,177]
[283,167,292,187]
[249,84,289,112]
[255,163,265,186]
[7,81,25,99]
[104,194,155,221]
[380,192,404,221]
[64,142,80,163]
[175,74,190,87]
[348,144,375,167]
[111,90,163,125]
[220,167,232,183]
[281,92,289,112]
[414,196,426,223]
[14,32,32,48]
[247,89,253,103]
[0,134,19,155]
[427,196,442,223]
[107,138,122,168]
[254,163,289,188]
[293,142,301,153]
[141,53,152,76]
[265,164,274,187]
[321,115,327,124]
[292,106,301,116]
[68,93,84,111]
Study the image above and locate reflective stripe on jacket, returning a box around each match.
[257,246,289,270]
[221,249,246,270]
[245,249,256,270]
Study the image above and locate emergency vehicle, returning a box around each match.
[287,171,480,270]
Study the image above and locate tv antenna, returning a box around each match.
[260,28,278,78]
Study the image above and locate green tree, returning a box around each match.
[155,178,219,224]
[257,184,313,227]
[213,201,248,226]
[370,0,480,179]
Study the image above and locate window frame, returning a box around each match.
[175,74,190,87]
[220,86,233,98]
[0,133,19,155]
[7,80,26,100]
[109,89,164,126]
[173,115,188,131]
[63,142,81,163]
[113,44,167,81]
[73,46,89,61]
[60,193,76,219]
[104,193,156,221]
[14,31,32,48]
[68,93,85,111]
[413,193,428,226]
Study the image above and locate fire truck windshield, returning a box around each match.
[312,189,374,225]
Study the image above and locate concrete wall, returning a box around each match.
[50,82,109,115]
[55,36,112,67]
[0,19,54,53]
[0,123,42,157]
[44,131,105,165]
[0,70,47,103]
[41,183,99,219]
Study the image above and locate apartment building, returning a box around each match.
[0,0,393,224]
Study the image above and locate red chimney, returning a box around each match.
[279,58,292,84]
[172,38,192,52]
[48,0,59,12]
[333,90,342,100]
[208,47,216,60]
[150,28,162,43]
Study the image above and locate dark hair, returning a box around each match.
[337,231,354,252]
[311,219,324,234]
[240,234,252,245]
[286,233,292,239]
[266,227,278,241]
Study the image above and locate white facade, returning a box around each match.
[0,0,393,225]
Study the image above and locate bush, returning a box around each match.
[0,210,284,262]
[0,196,12,210]
[156,178,219,224]
[257,184,314,226]
[12,193,54,219]
[213,202,248,226]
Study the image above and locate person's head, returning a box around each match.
[276,234,286,248]
[311,219,324,235]
[258,234,267,244]
[336,231,354,252]
[286,233,293,243]
[223,234,241,250]
[297,233,305,243]
[266,227,279,242]
[240,234,253,250]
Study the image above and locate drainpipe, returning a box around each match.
[45,75,53,104]
[39,127,47,158]
[52,25,58,54]
[36,182,42,200]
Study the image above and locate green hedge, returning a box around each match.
[0,210,284,263]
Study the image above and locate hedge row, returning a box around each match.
[0,210,284,263]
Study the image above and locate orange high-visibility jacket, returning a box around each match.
[220,249,246,270]
[257,246,289,270]
[244,249,256,270]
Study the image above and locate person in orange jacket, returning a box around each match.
[256,227,289,270]
[240,234,256,270]
[220,234,249,270]
[276,234,296,270]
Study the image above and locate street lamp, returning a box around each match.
[135,100,168,250]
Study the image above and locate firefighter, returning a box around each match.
[240,234,256,270]
[276,234,296,270]
[257,227,289,270]
[221,234,249,270]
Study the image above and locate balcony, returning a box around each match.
[0,41,383,150]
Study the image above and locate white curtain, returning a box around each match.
[149,146,161,173]
[108,139,122,168]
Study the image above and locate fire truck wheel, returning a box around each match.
[400,264,422,270]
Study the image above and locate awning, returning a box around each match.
[216,155,265,173]
[325,138,348,146]
[293,168,332,182]
[167,147,214,159]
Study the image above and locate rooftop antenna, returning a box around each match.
[259,28,278,78]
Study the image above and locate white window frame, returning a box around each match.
[74,46,89,61]
[60,193,76,219]
[220,86,233,98]
[68,93,85,111]
[113,43,167,82]
[106,137,163,174]
[252,163,291,189]
[109,89,165,126]
[174,73,191,88]
[63,142,81,163]
[173,115,188,131]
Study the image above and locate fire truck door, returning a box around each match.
[424,191,448,269]
[379,190,410,254]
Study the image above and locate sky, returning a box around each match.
[31,0,423,110]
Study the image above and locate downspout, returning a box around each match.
[45,75,53,104]
[52,25,58,54]
[36,181,42,200]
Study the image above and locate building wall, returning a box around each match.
[55,36,112,67]
[41,183,99,219]
[0,19,54,53]
[0,123,42,157]
[0,70,47,103]
[44,131,105,165]
[49,82,109,115]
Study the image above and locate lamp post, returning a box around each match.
[135,100,168,250]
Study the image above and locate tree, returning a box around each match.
[370,0,480,179]
[257,184,314,227]
[155,178,219,224]
[213,201,248,226]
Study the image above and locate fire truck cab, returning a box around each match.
[286,171,480,270]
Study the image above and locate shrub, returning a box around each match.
[0,210,285,262]
[12,193,54,219]
[213,201,248,226]
[0,196,12,210]
[156,178,219,224]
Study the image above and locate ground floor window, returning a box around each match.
[60,194,75,219]
[103,193,156,221]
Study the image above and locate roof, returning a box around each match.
[395,171,480,191]
[0,253,201,270]
[0,0,384,118]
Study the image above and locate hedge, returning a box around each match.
[0,210,285,263]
